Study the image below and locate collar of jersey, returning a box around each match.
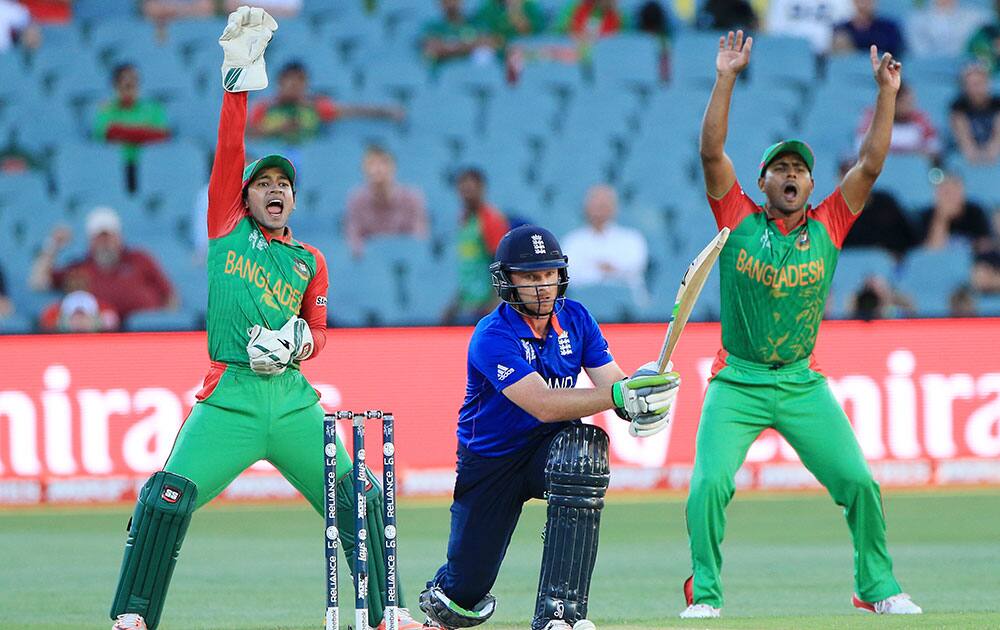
[252,218,294,244]
[501,303,564,340]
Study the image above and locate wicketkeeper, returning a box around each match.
[419,225,682,630]
[679,31,922,618]
[108,8,422,630]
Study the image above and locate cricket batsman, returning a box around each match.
[679,31,922,618]
[108,8,422,629]
[419,225,682,630]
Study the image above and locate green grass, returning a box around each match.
[2,489,999,629]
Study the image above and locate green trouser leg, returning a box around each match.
[686,360,902,608]
[162,367,402,628]
[774,372,901,603]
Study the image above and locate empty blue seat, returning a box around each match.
[876,154,934,212]
[591,33,662,88]
[53,143,127,202]
[829,248,899,317]
[824,53,873,86]
[137,142,208,200]
[125,309,199,332]
[435,58,506,95]
[671,32,725,88]
[0,313,33,334]
[567,283,639,323]
[896,245,973,317]
[748,35,815,87]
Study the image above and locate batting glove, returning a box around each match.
[612,361,680,438]
[219,5,278,92]
[246,316,313,376]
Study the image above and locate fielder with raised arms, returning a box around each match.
[419,225,682,630]
[680,31,922,618]
[107,8,422,629]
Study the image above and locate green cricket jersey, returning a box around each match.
[204,91,328,368]
[709,181,860,370]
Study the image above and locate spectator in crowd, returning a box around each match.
[143,0,218,25]
[249,61,404,145]
[949,284,978,316]
[422,0,499,65]
[93,63,171,193]
[836,159,917,259]
[636,0,675,82]
[766,0,853,55]
[856,82,940,159]
[967,0,1000,74]
[950,63,1000,165]
[906,0,990,57]
[696,0,757,31]
[848,274,915,320]
[832,0,904,57]
[345,145,429,258]
[556,0,630,39]
[224,0,299,17]
[20,0,71,24]
[30,207,178,322]
[562,184,648,304]
[0,264,12,318]
[39,290,120,333]
[442,168,510,325]
[474,0,547,41]
[917,173,993,251]
[0,141,42,174]
[0,0,37,52]
[971,207,1000,292]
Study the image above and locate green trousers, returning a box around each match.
[686,355,902,608]
[164,363,397,626]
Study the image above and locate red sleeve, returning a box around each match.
[707,180,757,231]
[315,96,339,122]
[810,188,859,249]
[105,124,171,143]
[208,91,249,239]
[299,242,329,358]
[479,205,510,254]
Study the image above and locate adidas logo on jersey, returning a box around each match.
[497,364,515,381]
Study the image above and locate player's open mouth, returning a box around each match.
[266,199,284,216]
[782,183,798,202]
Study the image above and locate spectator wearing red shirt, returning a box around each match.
[345,145,429,257]
[30,207,178,322]
[856,82,940,159]
[249,61,404,145]
[556,0,629,39]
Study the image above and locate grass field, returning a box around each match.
[2,489,999,629]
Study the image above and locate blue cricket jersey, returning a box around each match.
[458,299,615,456]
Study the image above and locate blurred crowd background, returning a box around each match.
[1,0,999,333]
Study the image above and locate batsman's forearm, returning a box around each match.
[700,75,737,160]
[532,387,616,423]
[857,88,896,177]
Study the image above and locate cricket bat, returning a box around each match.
[656,227,730,373]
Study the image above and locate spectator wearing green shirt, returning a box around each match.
[443,167,509,325]
[422,0,500,64]
[92,63,170,192]
[473,0,547,42]
[967,0,1000,74]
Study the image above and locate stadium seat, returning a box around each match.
[876,154,934,212]
[52,143,128,202]
[406,87,480,142]
[125,309,199,332]
[977,293,1000,317]
[74,0,136,20]
[671,31,726,88]
[483,86,557,141]
[0,313,33,334]
[590,33,663,89]
[747,35,815,88]
[896,245,974,317]
[137,141,208,201]
[823,53,873,86]
[568,283,640,323]
[952,160,1000,207]
[435,58,507,96]
[829,248,899,318]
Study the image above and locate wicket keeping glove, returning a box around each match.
[219,5,278,92]
[246,316,314,376]
[612,361,680,438]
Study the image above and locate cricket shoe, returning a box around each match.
[374,607,425,630]
[679,604,721,619]
[852,593,922,614]
[112,613,148,630]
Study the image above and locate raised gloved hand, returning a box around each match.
[219,5,278,92]
[246,316,314,376]
[611,361,681,437]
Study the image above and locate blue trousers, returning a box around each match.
[432,427,562,608]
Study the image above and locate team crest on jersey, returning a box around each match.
[531,234,546,254]
[795,229,810,251]
[293,258,310,280]
[497,364,515,381]
[248,230,267,251]
[557,331,572,356]
[521,340,537,363]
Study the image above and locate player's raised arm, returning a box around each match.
[700,30,752,200]
[207,6,278,239]
[840,46,901,214]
